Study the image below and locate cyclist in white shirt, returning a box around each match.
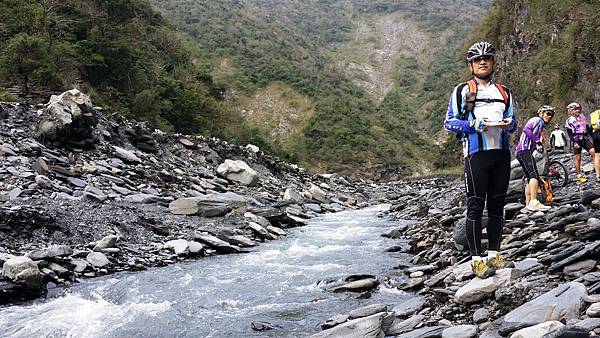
[550,124,568,152]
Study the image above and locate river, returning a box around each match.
[0,205,412,337]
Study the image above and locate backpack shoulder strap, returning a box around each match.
[494,82,509,106]
[455,82,469,119]
[467,79,478,93]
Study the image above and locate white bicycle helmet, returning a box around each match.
[466,41,496,63]
[566,102,581,110]
[537,105,555,115]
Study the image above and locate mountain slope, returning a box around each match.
[150,0,491,177]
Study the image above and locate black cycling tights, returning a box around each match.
[464,150,510,256]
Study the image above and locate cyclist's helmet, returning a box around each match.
[537,105,555,116]
[567,102,581,110]
[466,41,496,63]
[554,124,560,129]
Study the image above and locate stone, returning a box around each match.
[216,159,259,186]
[472,308,490,324]
[187,241,203,254]
[93,235,118,251]
[587,302,600,317]
[386,315,426,336]
[510,321,563,338]
[505,282,587,324]
[220,234,257,247]
[169,192,246,216]
[574,318,600,331]
[310,312,386,338]
[165,239,189,255]
[35,175,54,189]
[348,304,387,319]
[308,184,330,204]
[47,262,70,276]
[392,296,426,317]
[70,259,88,273]
[453,261,475,281]
[266,225,286,237]
[541,325,589,338]
[192,233,241,253]
[67,177,87,188]
[394,326,447,338]
[86,252,110,268]
[442,325,477,338]
[284,187,303,203]
[332,278,379,293]
[564,259,596,277]
[245,144,259,153]
[112,146,141,163]
[27,245,73,260]
[322,314,350,330]
[14,267,42,288]
[514,258,542,272]
[247,222,275,239]
[3,256,38,280]
[454,268,520,304]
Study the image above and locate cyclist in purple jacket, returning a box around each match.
[516,106,555,211]
[565,102,596,183]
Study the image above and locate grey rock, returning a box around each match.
[27,245,73,260]
[247,222,275,240]
[93,235,118,251]
[455,268,520,304]
[165,239,189,255]
[67,177,87,188]
[70,259,88,273]
[505,282,587,324]
[112,146,141,163]
[216,159,259,186]
[564,259,596,277]
[169,192,246,216]
[574,317,600,331]
[392,296,426,317]
[86,252,110,268]
[14,267,42,288]
[3,256,38,280]
[541,325,589,338]
[510,321,564,338]
[442,325,477,338]
[394,326,448,338]
[348,304,387,319]
[332,278,379,292]
[587,302,600,317]
[473,308,490,324]
[266,225,286,237]
[284,187,303,203]
[386,315,426,336]
[192,233,241,253]
[310,312,385,338]
[322,314,350,330]
[187,241,203,254]
[308,184,330,204]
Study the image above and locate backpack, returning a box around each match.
[455,79,510,139]
[537,177,553,205]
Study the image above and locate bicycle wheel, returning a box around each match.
[547,160,569,187]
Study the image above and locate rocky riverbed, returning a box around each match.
[310,154,600,337]
[4,89,600,338]
[0,90,381,305]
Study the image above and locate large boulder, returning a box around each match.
[454,268,520,304]
[504,282,587,324]
[36,89,97,147]
[3,256,42,288]
[217,159,259,186]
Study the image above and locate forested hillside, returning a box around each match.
[0,0,492,177]
[149,0,491,176]
[472,0,600,124]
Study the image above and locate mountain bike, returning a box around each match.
[539,147,569,188]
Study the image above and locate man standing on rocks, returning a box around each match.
[515,105,554,211]
[565,102,598,183]
[444,41,517,279]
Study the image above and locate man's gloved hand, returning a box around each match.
[535,141,544,153]
[470,118,486,133]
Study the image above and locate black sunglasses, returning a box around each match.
[544,111,554,117]
[472,55,494,63]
